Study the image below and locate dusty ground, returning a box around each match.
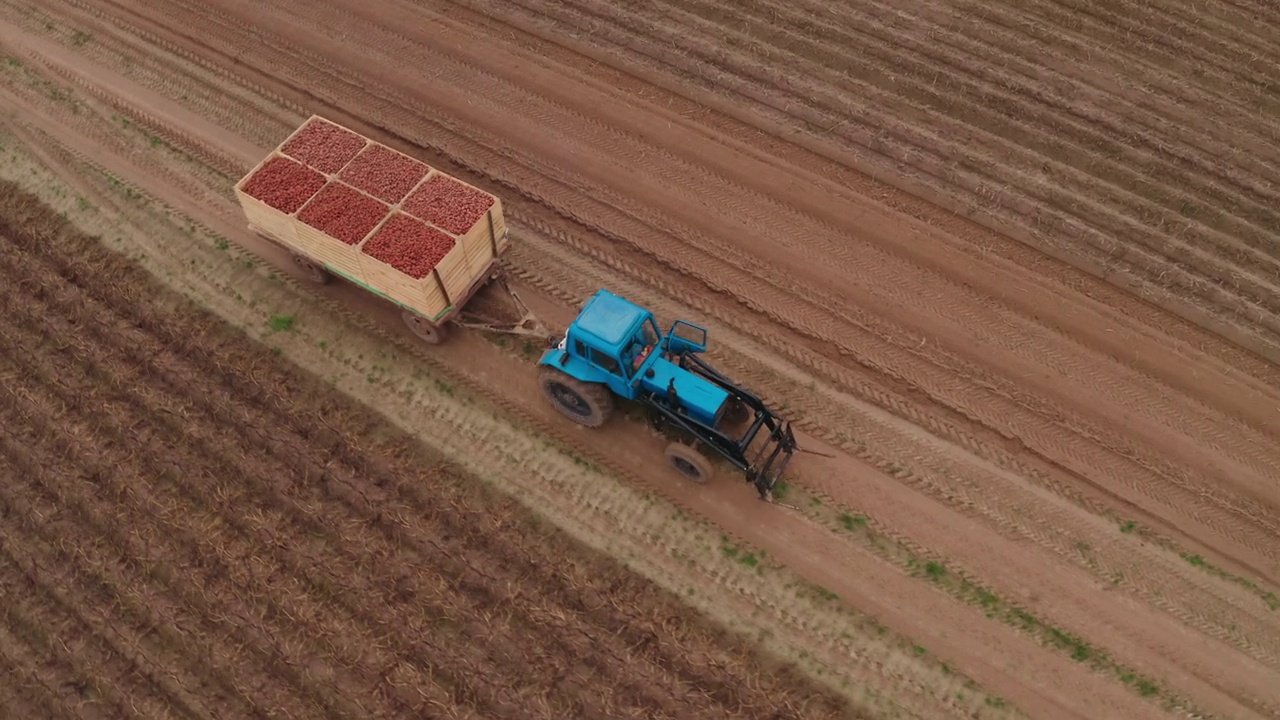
[0,185,858,719]
[0,0,1277,718]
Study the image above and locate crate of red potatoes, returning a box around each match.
[234,115,509,319]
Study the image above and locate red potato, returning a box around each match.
[338,144,432,204]
[362,213,457,279]
[401,174,496,235]
[296,181,391,246]
[280,117,368,174]
[240,155,327,214]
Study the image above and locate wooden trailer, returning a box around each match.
[233,114,549,345]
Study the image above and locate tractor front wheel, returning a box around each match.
[664,443,713,484]
[539,367,614,428]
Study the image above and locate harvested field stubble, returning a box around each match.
[0,184,856,720]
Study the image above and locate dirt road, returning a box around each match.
[0,0,1277,717]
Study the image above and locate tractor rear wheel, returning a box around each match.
[539,367,614,428]
[402,311,449,345]
[292,253,331,284]
[664,443,713,484]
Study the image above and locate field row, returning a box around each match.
[0,186,852,720]
[5,0,1280,717]
[474,0,1280,362]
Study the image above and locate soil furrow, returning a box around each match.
[506,221,1280,672]
[0,202,796,720]
[691,0,1280,265]
[486,0,1280,356]
[0,619,80,719]
[0,197,846,719]
[0,330,373,719]
[6,0,1280,715]
[27,0,1280,681]
[0,239,603,720]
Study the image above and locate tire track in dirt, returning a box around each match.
[0,250,653,720]
[491,0,1280,362]
[154,0,1280,576]
[304,0,1280,490]
[3,125,1154,720]
[606,0,1280,333]
[0,105,901,712]
[505,218,1280,680]
[24,0,1280,691]
[445,0,1280,420]
[0,193,855,720]
[407,0,1280,477]
[691,0,1280,291]
[1,2,291,150]
[62,0,1280,443]
[677,0,1280,265]
[12,4,1280,712]
[461,0,1280,385]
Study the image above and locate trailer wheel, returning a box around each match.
[538,367,613,427]
[664,443,713,484]
[402,311,449,345]
[292,254,331,285]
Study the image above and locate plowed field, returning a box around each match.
[0,0,1277,718]
[0,186,853,719]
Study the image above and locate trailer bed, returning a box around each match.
[234,115,509,326]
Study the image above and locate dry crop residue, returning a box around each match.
[0,185,854,720]
[2,0,1280,718]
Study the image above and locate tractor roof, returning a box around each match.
[572,290,649,349]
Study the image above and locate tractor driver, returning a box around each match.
[630,337,653,371]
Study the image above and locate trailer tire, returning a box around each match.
[402,311,449,345]
[664,443,713,484]
[292,253,331,285]
[539,368,613,427]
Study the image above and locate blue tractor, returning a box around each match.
[537,289,799,501]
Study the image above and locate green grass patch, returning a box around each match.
[838,513,867,531]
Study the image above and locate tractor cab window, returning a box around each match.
[575,339,622,377]
[641,319,659,347]
[588,347,621,376]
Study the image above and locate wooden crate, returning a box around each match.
[356,213,474,318]
[234,151,304,246]
[358,249,451,320]
[456,197,505,276]
[433,241,476,303]
[291,219,369,279]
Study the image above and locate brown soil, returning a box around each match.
[0,0,1278,718]
[0,185,857,719]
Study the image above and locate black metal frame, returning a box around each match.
[640,350,798,500]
